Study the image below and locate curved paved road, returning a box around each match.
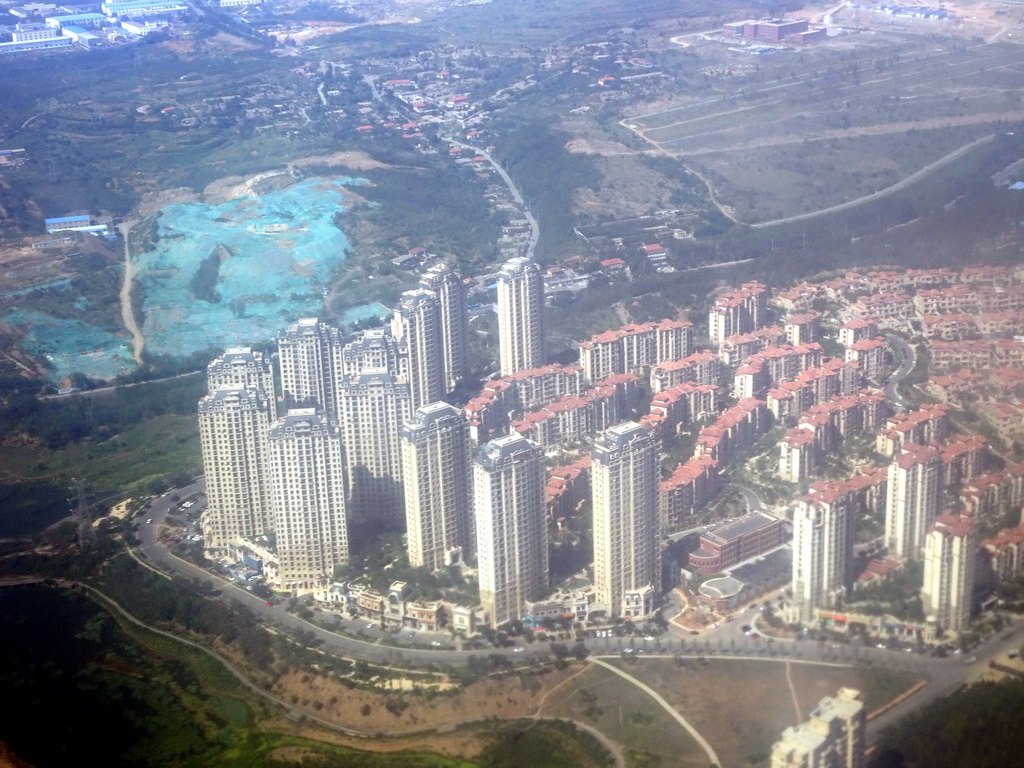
[132,480,1024,754]
[751,133,996,229]
[447,139,540,261]
[884,334,916,410]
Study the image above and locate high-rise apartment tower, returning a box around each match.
[474,433,548,628]
[497,256,545,376]
[401,402,474,570]
[267,408,349,590]
[591,422,660,619]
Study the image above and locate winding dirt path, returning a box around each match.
[591,658,721,767]
[784,661,803,724]
[8,578,626,768]
[118,221,144,364]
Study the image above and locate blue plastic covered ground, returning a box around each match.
[5,178,372,382]
[136,177,358,359]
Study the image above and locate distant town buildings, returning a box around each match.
[192,262,1024,645]
[722,18,827,46]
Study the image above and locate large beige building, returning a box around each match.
[885,445,942,560]
[401,402,474,570]
[267,408,349,591]
[791,494,854,623]
[337,370,411,526]
[335,327,404,381]
[420,263,469,391]
[277,317,338,411]
[922,513,977,634]
[771,688,865,768]
[474,433,549,628]
[392,288,445,412]
[592,422,659,619]
[205,346,277,415]
[198,386,274,549]
[497,256,545,376]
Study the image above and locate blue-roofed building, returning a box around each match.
[0,36,73,53]
[45,215,91,232]
[101,0,187,16]
[45,215,111,235]
[45,13,107,30]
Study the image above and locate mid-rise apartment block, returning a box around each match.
[392,288,445,412]
[337,371,411,525]
[885,444,942,560]
[419,263,470,391]
[771,688,865,768]
[792,494,854,623]
[198,386,274,549]
[205,346,276,411]
[922,513,977,634]
[709,280,767,346]
[579,318,692,382]
[277,317,337,410]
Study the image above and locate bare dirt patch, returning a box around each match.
[201,152,394,206]
[160,31,260,58]
[135,186,201,218]
[265,662,582,735]
[269,714,492,760]
[294,150,396,171]
[565,138,639,156]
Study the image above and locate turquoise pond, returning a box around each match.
[5,178,390,382]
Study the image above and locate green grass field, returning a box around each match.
[0,412,200,494]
